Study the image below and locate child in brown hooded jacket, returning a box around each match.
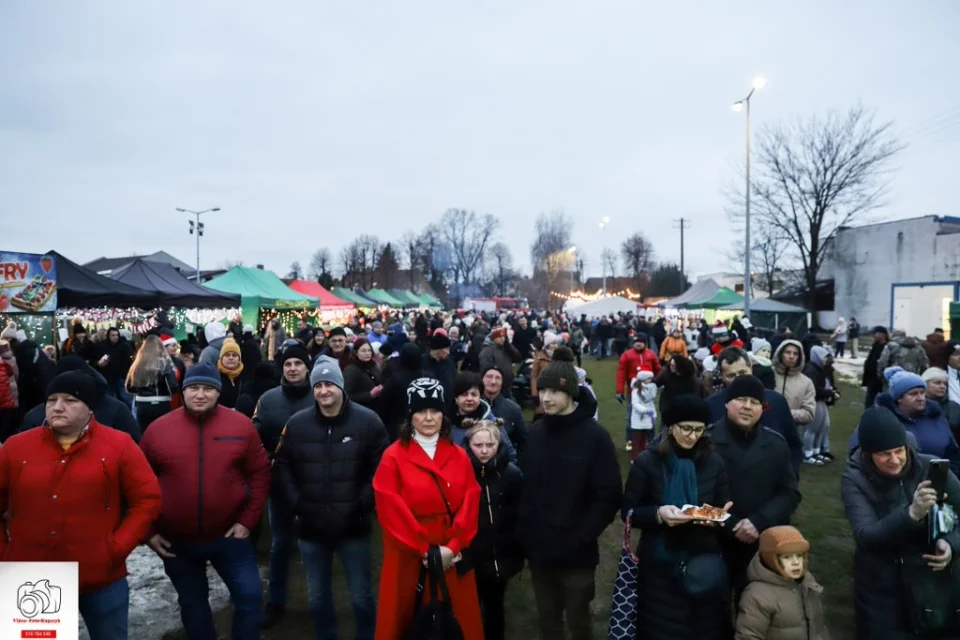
[735,526,830,640]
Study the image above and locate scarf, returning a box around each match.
[655,451,698,562]
[218,360,244,381]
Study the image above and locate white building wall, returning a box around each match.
[822,216,960,332]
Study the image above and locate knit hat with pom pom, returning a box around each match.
[884,366,925,401]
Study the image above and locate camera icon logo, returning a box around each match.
[17,580,61,619]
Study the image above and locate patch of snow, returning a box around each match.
[79,545,266,640]
[832,356,864,385]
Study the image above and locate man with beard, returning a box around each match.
[520,347,621,640]
[253,346,316,629]
[709,375,801,594]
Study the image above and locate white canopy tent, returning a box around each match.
[564,295,639,317]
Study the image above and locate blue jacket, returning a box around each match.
[707,388,802,476]
[849,393,960,476]
[366,331,388,346]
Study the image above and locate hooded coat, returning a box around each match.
[379,343,424,440]
[199,322,228,368]
[841,447,960,639]
[849,393,960,476]
[450,399,517,464]
[735,553,829,640]
[467,444,524,582]
[877,336,930,379]
[773,339,817,426]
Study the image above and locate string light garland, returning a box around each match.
[551,288,646,301]
[0,312,54,345]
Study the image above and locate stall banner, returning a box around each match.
[0,252,57,313]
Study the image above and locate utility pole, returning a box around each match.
[673,217,690,284]
[177,207,220,281]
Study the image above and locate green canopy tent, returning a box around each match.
[331,287,377,308]
[698,287,745,310]
[364,288,404,308]
[417,292,443,308]
[205,266,317,331]
[718,297,810,337]
[388,289,425,307]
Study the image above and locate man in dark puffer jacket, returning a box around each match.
[251,345,314,629]
[273,357,389,640]
[18,355,141,443]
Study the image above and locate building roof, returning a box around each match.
[83,251,194,275]
[108,259,240,308]
[837,214,960,232]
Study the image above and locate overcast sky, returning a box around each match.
[2,1,958,283]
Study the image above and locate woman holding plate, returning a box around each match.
[621,394,733,640]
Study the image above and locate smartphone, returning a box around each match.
[928,459,950,502]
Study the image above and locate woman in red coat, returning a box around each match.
[374,376,484,640]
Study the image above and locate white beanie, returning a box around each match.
[204,321,227,343]
[923,367,949,383]
[694,347,710,362]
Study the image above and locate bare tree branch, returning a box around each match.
[620,232,656,292]
[439,208,497,286]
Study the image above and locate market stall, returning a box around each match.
[388,288,425,308]
[718,297,810,336]
[288,280,356,324]
[695,287,744,310]
[364,288,405,308]
[563,295,639,317]
[205,266,317,334]
[331,287,378,308]
[0,250,61,346]
[658,279,721,308]
[415,292,443,309]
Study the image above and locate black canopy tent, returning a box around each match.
[108,259,241,308]
[49,251,160,308]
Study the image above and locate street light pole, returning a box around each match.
[733,77,765,319]
[177,207,221,281]
[598,216,610,294]
[568,246,577,294]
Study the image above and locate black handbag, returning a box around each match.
[403,546,465,640]
[898,553,960,633]
[676,553,728,598]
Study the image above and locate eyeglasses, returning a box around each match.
[675,425,706,437]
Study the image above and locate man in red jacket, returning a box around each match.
[615,333,662,450]
[0,371,161,639]
[141,363,271,640]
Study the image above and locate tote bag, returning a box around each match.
[607,509,640,640]
[404,546,465,640]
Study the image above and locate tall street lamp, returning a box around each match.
[177,207,221,281]
[598,216,611,294]
[732,76,766,319]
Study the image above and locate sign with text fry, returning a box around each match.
[0,252,58,313]
[0,562,78,640]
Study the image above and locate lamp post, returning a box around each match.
[598,216,611,294]
[568,246,577,294]
[732,76,765,319]
[177,207,220,281]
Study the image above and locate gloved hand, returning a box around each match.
[616,393,624,404]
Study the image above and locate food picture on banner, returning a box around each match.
[0,252,58,313]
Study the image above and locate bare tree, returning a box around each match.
[400,231,420,289]
[374,243,400,289]
[734,105,903,311]
[308,248,332,281]
[287,261,303,280]
[414,224,450,298]
[727,224,792,296]
[356,235,381,289]
[601,249,620,279]
[439,209,497,286]
[530,210,574,308]
[488,242,515,296]
[620,232,655,292]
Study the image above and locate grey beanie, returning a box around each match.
[311,355,344,390]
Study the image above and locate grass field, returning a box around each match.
[163,358,861,639]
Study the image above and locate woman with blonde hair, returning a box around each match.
[126,334,179,433]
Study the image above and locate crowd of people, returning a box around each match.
[1,308,960,639]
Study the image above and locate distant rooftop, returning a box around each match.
[83,250,195,275]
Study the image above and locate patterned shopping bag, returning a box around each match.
[607,509,640,640]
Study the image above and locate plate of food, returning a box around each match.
[11,275,56,312]
[681,504,731,523]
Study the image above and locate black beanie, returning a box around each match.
[726,374,766,404]
[858,407,908,454]
[407,377,446,417]
[752,364,776,390]
[328,327,347,339]
[430,333,451,350]
[46,371,99,410]
[663,394,711,427]
[453,372,482,398]
[536,346,580,400]
[279,345,310,369]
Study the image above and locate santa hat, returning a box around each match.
[712,321,729,337]
[160,334,178,347]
